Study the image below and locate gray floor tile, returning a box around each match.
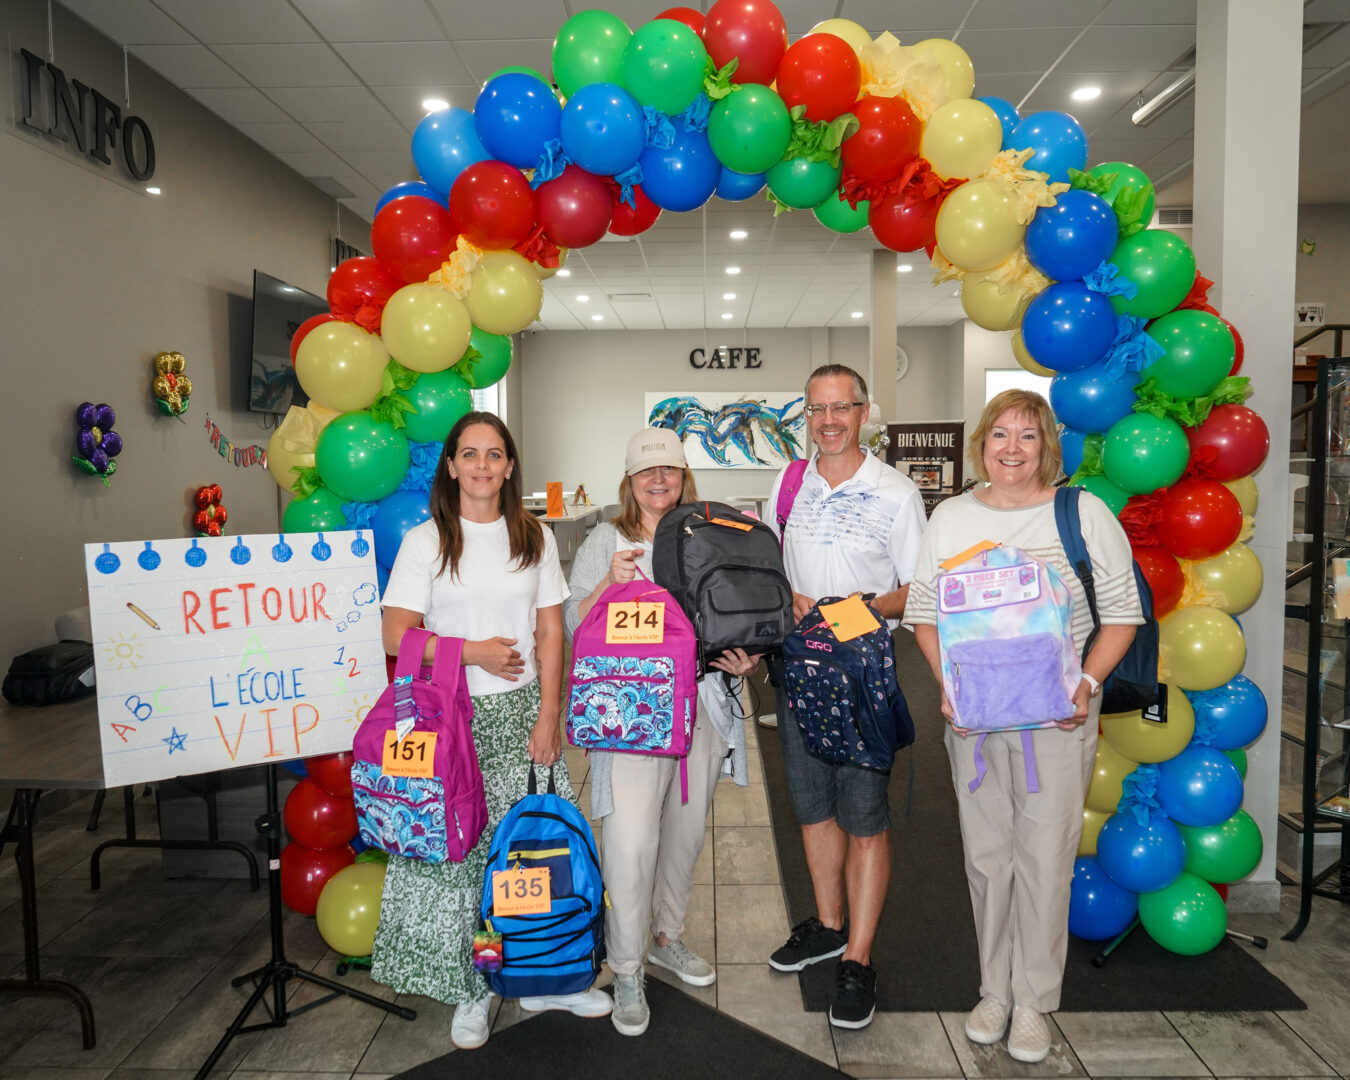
[713,883,788,964]
[0,1069,113,1080]
[716,963,838,1068]
[1163,1012,1337,1077]
[355,994,455,1074]
[833,1010,964,1078]
[105,1072,196,1080]
[939,1010,1086,1077]
[713,826,779,885]
[1052,1012,1209,1077]
[713,782,771,826]
[230,1073,350,1080]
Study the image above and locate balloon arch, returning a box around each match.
[268,1,1272,957]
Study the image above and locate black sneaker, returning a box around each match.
[829,959,876,1030]
[768,916,848,972]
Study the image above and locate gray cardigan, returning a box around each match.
[563,522,750,819]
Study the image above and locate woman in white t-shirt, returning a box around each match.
[372,412,611,1050]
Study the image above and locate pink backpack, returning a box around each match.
[351,628,487,863]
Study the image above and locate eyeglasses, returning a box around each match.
[635,465,682,478]
[803,401,865,418]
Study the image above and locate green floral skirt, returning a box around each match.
[370,679,574,1004]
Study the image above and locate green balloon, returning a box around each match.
[315,412,410,503]
[486,66,559,99]
[621,19,706,116]
[282,487,347,533]
[1073,473,1130,517]
[1142,309,1236,400]
[1090,161,1156,225]
[1101,412,1189,495]
[707,84,791,175]
[1137,870,1228,955]
[454,326,512,389]
[813,191,870,233]
[1178,810,1263,884]
[552,10,632,98]
[397,369,472,445]
[1108,229,1197,319]
[767,156,842,210]
[1223,747,1248,779]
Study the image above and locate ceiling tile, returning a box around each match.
[963,1,1098,30]
[339,194,380,221]
[1099,0,1197,25]
[211,44,359,88]
[307,120,414,152]
[369,84,482,124]
[1086,138,1174,168]
[970,73,1041,104]
[131,44,248,88]
[839,1,963,34]
[236,122,328,154]
[452,39,558,85]
[264,85,394,123]
[954,28,1083,76]
[186,86,291,125]
[333,42,473,87]
[1088,100,1192,142]
[338,150,420,177]
[1057,26,1196,74]
[154,0,321,44]
[424,1,570,41]
[274,149,356,176]
[289,0,448,43]
[1019,71,1165,117]
[1304,25,1350,70]
[60,0,195,45]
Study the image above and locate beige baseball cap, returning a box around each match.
[625,427,687,476]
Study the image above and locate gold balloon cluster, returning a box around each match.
[152,351,193,417]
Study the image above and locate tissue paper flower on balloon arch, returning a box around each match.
[152,351,193,417]
[73,402,122,484]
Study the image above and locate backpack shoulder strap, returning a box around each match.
[1053,485,1101,657]
[775,458,809,545]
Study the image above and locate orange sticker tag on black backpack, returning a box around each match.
[711,517,753,531]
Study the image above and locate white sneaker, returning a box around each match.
[963,995,1009,1044]
[756,713,779,729]
[519,987,613,1017]
[451,995,492,1050]
[1007,1005,1051,1063]
[611,972,649,1036]
[647,938,716,986]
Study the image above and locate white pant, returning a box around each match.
[601,711,728,975]
[944,709,1099,1013]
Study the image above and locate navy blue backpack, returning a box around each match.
[782,596,914,772]
[477,767,606,998]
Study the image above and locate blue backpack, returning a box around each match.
[477,767,606,998]
[781,596,914,772]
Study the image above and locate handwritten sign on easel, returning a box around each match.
[85,532,387,786]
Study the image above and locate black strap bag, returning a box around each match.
[3,640,96,705]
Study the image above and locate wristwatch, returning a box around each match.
[1083,673,1101,697]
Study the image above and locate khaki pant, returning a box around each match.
[602,710,729,975]
[944,708,1099,1013]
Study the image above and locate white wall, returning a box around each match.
[1295,203,1350,336]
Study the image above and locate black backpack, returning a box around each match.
[653,501,794,667]
[3,640,96,706]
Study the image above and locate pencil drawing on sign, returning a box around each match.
[645,391,805,469]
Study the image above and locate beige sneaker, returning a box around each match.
[1007,1005,1051,1063]
[963,995,1009,1044]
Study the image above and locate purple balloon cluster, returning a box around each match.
[74,401,123,480]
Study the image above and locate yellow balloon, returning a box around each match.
[806,18,872,55]
[294,322,388,413]
[1078,807,1110,856]
[1012,330,1054,377]
[922,98,1003,180]
[1188,541,1263,615]
[935,179,1026,272]
[1085,738,1139,814]
[962,268,1034,331]
[380,284,472,374]
[1222,474,1259,517]
[534,247,569,280]
[466,250,544,336]
[1101,684,1196,764]
[1158,606,1246,691]
[911,38,975,101]
[266,430,314,494]
[315,861,387,957]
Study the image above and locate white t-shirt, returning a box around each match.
[766,451,927,626]
[382,517,570,698]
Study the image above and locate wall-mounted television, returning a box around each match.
[249,270,325,413]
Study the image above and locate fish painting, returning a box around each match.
[646,392,805,468]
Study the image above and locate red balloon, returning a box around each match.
[536,165,614,249]
[841,95,922,183]
[280,842,354,916]
[1187,404,1270,482]
[326,257,403,325]
[657,6,704,33]
[1220,315,1244,375]
[305,750,354,798]
[609,183,661,237]
[371,196,458,283]
[1155,479,1243,561]
[290,312,336,363]
[776,34,861,123]
[449,161,536,250]
[869,192,939,253]
[1133,545,1185,618]
[284,777,358,850]
[701,0,788,85]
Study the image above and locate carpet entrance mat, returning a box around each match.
[389,977,847,1080]
[760,633,1304,1014]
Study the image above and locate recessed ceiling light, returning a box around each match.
[723,292,736,300]
[851,311,864,319]
[576,294,590,302]
[729,229,748,239]
[726,265,741,275]
[145,186,162,195]
[1071,86,1101,102]
[721,312,733,319]
[422,97,450,112]
[591,313,603,321]
[556,268,571,277]
[897,263,913,273]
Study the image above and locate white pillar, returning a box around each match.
[870,249,897,417]
[1192,0,1301,912]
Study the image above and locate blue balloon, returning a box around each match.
[375,181,442,215]
[1069,856,1138,941]
[373,490,431,570]
[1008,110,1088,183]
[1050,362,1139,434]
[1186,675,1268,750]
[1021,281,1117,373]
[560,83,645,177]
[976,96,1020,149]
[639,128,721,213]
[1157,746,1245,828]
[1026,190,1119,282]
[716,165,767,201]
[1097,812,1187,893]
[377,562,390,598]
[412,108,489,198]
[280,759,308,777]
[474,73,563,169]
[1060,426,1087,476]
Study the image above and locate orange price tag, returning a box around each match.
[605,601,665,644]
[818,595,882,642]
[711,516,753,531]
[938,539,1000,571]
[492,866,551,916]
[381,731,438,778]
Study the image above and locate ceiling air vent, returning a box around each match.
[608,292,653,301]
[1158,206,1193,226]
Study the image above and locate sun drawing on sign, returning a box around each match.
[342,694,373,728]
[102,632,144,670]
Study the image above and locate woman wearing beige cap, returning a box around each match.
[564,427,759,1036]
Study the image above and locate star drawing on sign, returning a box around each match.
[163,727,188,754]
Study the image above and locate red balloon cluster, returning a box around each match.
[1154,479,1243,561]
[280,753,360,916]
[842,96,922,183]
[450,160,537,250]
[777,34,861,122]
[372,195,457,283]
[537,164,613,248]
[1187,405,1270,482]
[701,0,787,85]
[609,184,662,237]
[327,257,402,334]
[869,193,941,255]
[1133,545,1185,618]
